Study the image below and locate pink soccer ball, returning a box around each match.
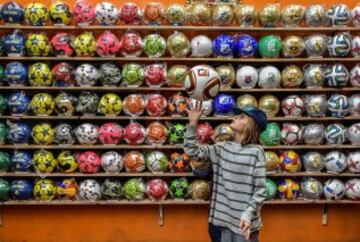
[146,178,168,201]
[119,2,142,25]
[99,122,123,145]
[119,31,143,57]
[77,151,101,173]
[96,31,121,57]
[123,123,146,145]
[146,94,167,116]
[73,0,95,25]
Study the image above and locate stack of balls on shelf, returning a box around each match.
[1,29,360,58]
[0,1,359,27]
[0,177,211,202]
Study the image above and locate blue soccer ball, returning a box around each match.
[236,35,258,57]
[4,30,26,56]
[7,122,31,144]
[6,91,30,115]
[213,94,236,116]
[213,34,235,57]
[10,179,33,200]
[4,61,27,86]
[0,1,25,24]
[10,151,32,172]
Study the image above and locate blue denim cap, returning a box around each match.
[233,106,268,132]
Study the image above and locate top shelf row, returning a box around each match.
[0,1,360,28]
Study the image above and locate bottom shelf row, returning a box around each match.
[0,176,359,203]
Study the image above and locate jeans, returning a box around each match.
[209,223,222,242]
[220,227,259,242]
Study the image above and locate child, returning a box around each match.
[184,101,267,242]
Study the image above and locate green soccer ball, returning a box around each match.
[260,122,281,146]
[266,178,278,200]
[121,63,144,86]
[0,179,10,201]
[168,123,186,144]
[143,34,167,57]
[123,178,146,201]
[0,151,10,172]
[0,94,6,114]
[101,178,123,200]
[259,35,282,58]
[169,177,189,199]
[0,122,8,145]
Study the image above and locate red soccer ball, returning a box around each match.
[196,122,214,144]
[146,121,168,145]
[73,0,95,25]
[119,31,143,57]
[50,32,75,57]
[119,2,142,25]
[123,94,145,117]
[96,31,121,57]
[123,122,146,145]
[99,122,124,145]
[146,178,168,201]
[77,151,101,173]
[146,94,167,116]
[144,63,167,87]
[52,62,75,87]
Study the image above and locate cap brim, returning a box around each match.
[233,107,244,115]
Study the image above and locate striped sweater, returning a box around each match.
[184,125,266,234]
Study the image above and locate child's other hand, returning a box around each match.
[239,220,251,241]
[186,100,203,126]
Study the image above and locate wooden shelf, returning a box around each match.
[0,145,358,150]
[1,115,360,122]
[0,172,358,178]
[1,199,359,206]
[0,25,359,32]
[0,57,358,63]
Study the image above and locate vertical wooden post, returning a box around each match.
[158,205,164,226]
[322,205,328,226]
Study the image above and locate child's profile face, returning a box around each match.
[230,113,253,133]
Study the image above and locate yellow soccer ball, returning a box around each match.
[74,32,97,57]
[30,93,55,116]
[24,3,50,26]
[57,151,78,173]
[33,179,56,201]
[33,149,58,173]
[26,33,52,56]
[49,1,72,25]
[32,122,55,145]
[56,178,78,199]
[98,93,123,115]
[28,62,53,86]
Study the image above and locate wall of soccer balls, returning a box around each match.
[0,0,359,203]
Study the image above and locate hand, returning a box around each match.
[186,100,203,126]
[239,220,251,241]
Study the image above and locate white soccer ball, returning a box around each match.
[324,123,346,144]
[101,151,123,173]
[236,65,258,89]
[348,123,360,145]
[54,123,75,144]
[281,123,303,145]
[351,36,360,57]
[190,35,213,57]
[345,178,360,200]
[327,94,350,117]
[325,151,347,173]
[352,5,360,26]
[75,64,100,86]
[350,64,360,87]
[190,98,213,117]
[95,2,119,25]
[184,65,221,101]
[325,64,349,87]
[281,95,305,117]
[346,152,360,173]
[349,94,360,116]
[75,123,99,145]
[302,123,325,145]
[324,179,345,200]
[326,4,351,26]
[258,65,281,88]
[79,179,102,201]
[327,32,351,57]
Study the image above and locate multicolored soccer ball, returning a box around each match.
[10,151,32,172]
[189,180,210,200]
[56,178,78,199]
[281,95,305,117]
[324,123,346,144]
[280,123,303,145]
[301,177,323,200]
[95,2,118,25]
[33,179,56,201]
[196,122,214,144]
[302,151,325,172]
[77,151,101,173]
[326,4,351,26]
[54,123,75,145]
[31,122,55,145]
[324,64,349,87]
[101,178,123,199]
[4,30,26,56]
[146,178,168,201]
[345,178,360,200]
[76,92,99,115]
[96,31,120,57]
[169,152,190,172]
[324,178,345,200]
[98,122,123,145]
[50,32,75,57]
[279,150,301,172]
[327,32,351,57]
[7,121,31,144]
[6,91,29,114]
[119,31,143,57]
[213,34,235,57]
[4,61,27,85]
[123,94,145,116]
[346,151,360,173]
[99,62,122,86]
[169,177,189,199]
[327,94,350,117]
[75,63,100,86]
[54,92,77,116]
[52,62,75,87]
[144,63,167,87]
[168,123,186,144]
[118,2,142,25]
[260,122,281,146]
[146,122,168,145]
[75,123,99,145]
[10,179,33,200]
[57,151,78,173]
[146,94,167,116]
[121,63,144,86]
[277,179,301,200]
[145,151,168,173]
[143,34,167,57]
[33,149,57,173]
[73,0,95,25]
[168,93,190,116]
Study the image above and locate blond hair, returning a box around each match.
[240,118,261,145]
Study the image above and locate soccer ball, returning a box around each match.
[301,177,323,200]
[184,65,220,101]
[279,150,301,172]
[145,151,168,173]
[123,178,146,201]
[98,122,123,145]
[350,65,360,87]
[50,32,75,57]
[325,151,347,173]
[327,94,350,117]
[121,63,144,86]
[349,94,360,116]
[24,3,49,26]
[74,32,97,57]
[345,179,360,200]
[77,151,101,173]
[25,33,52,56]
[95,2,118,25]
[52,62,75,87]
[10,180,33,200]
[146,94,167,116]
[99,62,122,86]
[347,123,360,145]
[324,123,346,144]
[265,151,280,172]
[98,93,123,116]
[73,0,95,25]
[49,1,72,25]
[168,93,190,117]
[169,178,189,199]
[101,178,123,200]
[346,152,360,173]
[75,123,99,145]
[29,93,55,116]
[7,121,31,144]
[57,151,78,173]
[281,95,305,117]
[75,63,100,86]
[31,122,54,145]
[123,123,146,145]
[146,122,168,145]
[277,179,301,200]
[190,35,213,57]
[54,123,75,145]
[146,178,168,201]
[281,123,303,145]
[123,151,145,173]
[56,178,78,200]
[10,151,32,172]
[96,31,120,57]
[123,94,145,116]
[76,92,99,115]
[168,123,186,144]
[6,91,30,115]
[33,149,57,173]
[236,65,258,89]
[169,152,190,172]
[302,151,325,172]
[189,180,210,200]
[324,178,345,200]
[54,92,77,116]
[324,64,349,87]
[327,32,351,57]
[326,4,351,26]
[79,179,101,201]
[143,34,167,57]
[33,179,56,201]
[258,66,281,88]
[101,151,123,173]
